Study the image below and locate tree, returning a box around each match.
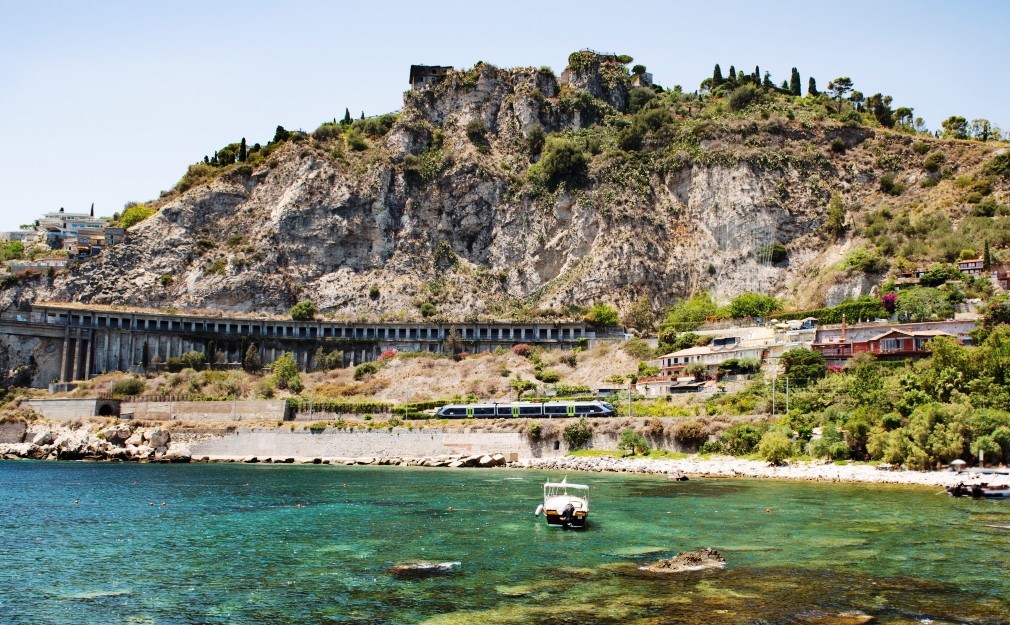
[510,377,536,399]
[758,431,792,465]
[618,428,650,455]
[826,192,846,236]
[538,138,587,183]
[728,292,780,318]
[781,348,826,387]
[625,296,654,331]
[984,241,991,271]
[141,340,149,370]
[290,300,318,320]
[969,119,993,141]
[712,64,724,87]
[585,302,619,326]
[896,288,952,322]
[120,204,155,229]
[867,93,894,128]
[420,302,436,318]
[789,68,801,96]
[941,116,968,139]
[341,108,352,126]
[179,350,206,370]
[564,417,593,449]
[827,77,853,113]
[243,344,262,372]
[526,124,545,155]
[661,293,717,331]
[895,107,914,127]
[807,77,818,96]
[272,125,290,143]
[239,137,247,162]
[632,64,646,76]
[271,352,302,392]
[442,326,463,354]
[727,65,736,85]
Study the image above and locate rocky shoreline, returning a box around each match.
[3,420,1007,488]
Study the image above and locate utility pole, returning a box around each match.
[628,379,633,418]
[772,377,776,417]
[785,377,789,414]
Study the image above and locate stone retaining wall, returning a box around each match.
[125,400,289,422]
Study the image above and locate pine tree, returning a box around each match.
[790,68,801,96]
[239,138,247,162]
[713,64,723,86]
[342,108,352,125]
[243,344,262,372]
[808,77,818,96]
[984,241,991,271]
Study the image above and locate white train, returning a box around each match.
[436,401,615,418]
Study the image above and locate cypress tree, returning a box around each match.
[727,65,736,85]
[781,80,789,90]
[808,77,818,96]
[142,341,149,370]
[984,241,991,271]
[713,64,723,86]
[342,108,352,125]
[790,68,801,96]
[239,138,247,162]
[754,66,760,84]
[360,111,365,120]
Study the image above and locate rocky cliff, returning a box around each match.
[12,52,1010,322]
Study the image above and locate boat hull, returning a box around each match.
[545,512,587,528]
[947,484,1010,498]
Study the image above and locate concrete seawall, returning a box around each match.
[126,400,288,422]
[188,428,692,459]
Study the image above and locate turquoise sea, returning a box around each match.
[1,462,1009,624]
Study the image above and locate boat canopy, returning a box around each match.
[543,482,589,490]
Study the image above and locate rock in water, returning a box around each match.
[388,561,461,579]
[643,548,725,573]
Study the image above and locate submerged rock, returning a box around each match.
[388,561,461,579]
[643,548,725,573]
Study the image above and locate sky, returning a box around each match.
[1,0,1007,231]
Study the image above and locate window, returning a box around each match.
[419,329,427,339]
[473,407,494,416]
[880,339,898,351]
[543,405,567,415]
[409,328,417,339]
[497,405,513,416]
[440,407,467,417]
[519,406,542,416]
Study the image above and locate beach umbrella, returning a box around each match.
[951,459,966,472]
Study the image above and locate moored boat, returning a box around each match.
[947,482,1010,498]
[535,477,589,528]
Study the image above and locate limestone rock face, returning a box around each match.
[24,54,1002,320]
[147,428,170,449]
[31,431,52,446]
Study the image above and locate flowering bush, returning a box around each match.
[511,344,531,357]
[378,349,397,361]
[882,293,897,313]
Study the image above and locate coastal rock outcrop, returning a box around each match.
[642,548,725,573]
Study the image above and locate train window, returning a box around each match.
[473,407,495,416]
[441,407,467,417]
[497,406,513,416]
[574,404,592,414]
[519,406,542,416]
[543,405,567,415]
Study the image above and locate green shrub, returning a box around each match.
[538,138,588,182]
[830,137,846,153]
[354,362,377,381]
[120,204,155,229]
[843,247,890,273]
[165,357,183,373]
[205,258,226,275]
[585,302,619,325]
[758,431,792,464]
[911,141,930,155]
[179,350,205,370]
[159,274,173,286]
[728,84,759,110]
[420,302,436,317]
[618,428,650,454]
[879,173,904,195]
[627,87,655,113]
[111,377,145,396]
[923,152,945,172]
[720,423,766,455]
[622,338,654,359]
[757,242,788,263]
[308,421,328,431]
[537,369,561,383]
[781,348,826,387]
[346,131,368,151]
[617,124,644,151]
[564,417,593,449]
[313,123,343,141]
[369,285,380,299]
[526,421,542,440]
[466,119,488,144]
[728,292,780,318]
[290,300,318,320]
[673,419,708,445]
[982,151,1010,178]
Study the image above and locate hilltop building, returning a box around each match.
[409,65,453,91]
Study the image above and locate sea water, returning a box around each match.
[1,461,1008,624]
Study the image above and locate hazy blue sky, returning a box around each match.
[1,0,1006,230]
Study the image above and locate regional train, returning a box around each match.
[436,401,615,418]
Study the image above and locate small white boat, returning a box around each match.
[947,482,1010,498]
[535,477,588,528]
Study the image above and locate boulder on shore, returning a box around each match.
[642,548,725,573]
[147,428,170,449]
[388,561,461,579]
